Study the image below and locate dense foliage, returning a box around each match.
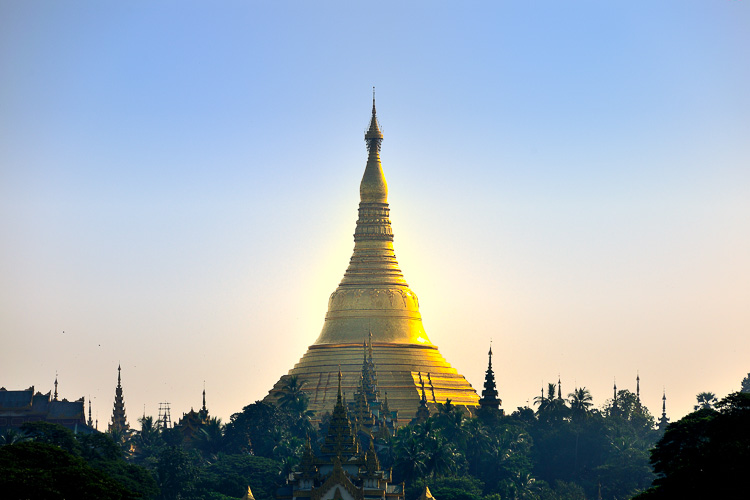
[634,392,750,500]
[384,386,659,500]
[3,375,748,500]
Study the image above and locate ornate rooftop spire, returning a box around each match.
[321,367,358,459]
[612,379,619,415]
[658,389,670,431]
[557,375,562,400]
[241,486,255,500]
[414,374,430,424]
[417,486,436,500]
[636,372,642,410]
[53,373,58,401]
[479,344,501,410]
[108,364,129,433]
[361,88,387,204]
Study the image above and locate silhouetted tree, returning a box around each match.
[634,392,750,500]
[568,387,593,420]
[694,391,718,410]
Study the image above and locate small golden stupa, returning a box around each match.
[266,94,479,421]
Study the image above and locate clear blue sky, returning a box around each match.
[2,1,748,425]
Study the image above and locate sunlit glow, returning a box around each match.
[1,2,748,424]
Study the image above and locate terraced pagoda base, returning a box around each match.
[266,342,479,424]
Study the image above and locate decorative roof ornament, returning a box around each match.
[360,88,388,204]
[241,486,255,500]
[658,388,670,431]
[417,486,436,500]
[636,372,641,407]
[612,379,619,416]
[109,364,129,433]
[479,343,502,410]
[321,367,358,459]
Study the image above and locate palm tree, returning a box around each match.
[0,428,27,446]
[423,434,460,478]
[195,417,224,459]
[278,376,308,410]
[694,392,718,410]
[568,387,593,418]
[535,383,568,422]
[534,383,557,413]
[392,428,427,483]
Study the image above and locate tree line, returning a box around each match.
[1,372,748,499]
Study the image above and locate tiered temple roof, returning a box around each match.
[108,364,129,433]
[0,385,89,432]
[278,367,403,500]
[478,345,502,412]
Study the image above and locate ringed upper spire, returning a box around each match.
[360,88,387,204]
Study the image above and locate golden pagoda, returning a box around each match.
[266,94,479,422]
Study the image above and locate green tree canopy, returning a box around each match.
[635,392,750,500]
[0,441,138,500]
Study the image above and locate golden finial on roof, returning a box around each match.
[241,486,255,500]
[361,88,387,204]
[418,485,436,500]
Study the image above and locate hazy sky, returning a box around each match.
[2,1,748,427]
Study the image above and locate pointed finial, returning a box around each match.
[54,372,58,401]
[337,366,343,402]
[613,378,618,408]
[558,375,562,399]
[117,364,121,386]
[242,486,256,500]
[365,89,383,140]
[636,371,641,403]
[202,382,207,412]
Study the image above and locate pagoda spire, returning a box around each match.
[557,375,562,400]
[479,344,502,410]
[361,88,386,204]
[658,389,670,431]
[265,95,481,421]
[612,379,619,416]
[321,366,358,459]
[53,372,58,401]
[316,90,428,345]
[199,382,209,421]
[108,364,129,433]
[88,398,93,427]
[414,373,430,423]
[636,372,642,410]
